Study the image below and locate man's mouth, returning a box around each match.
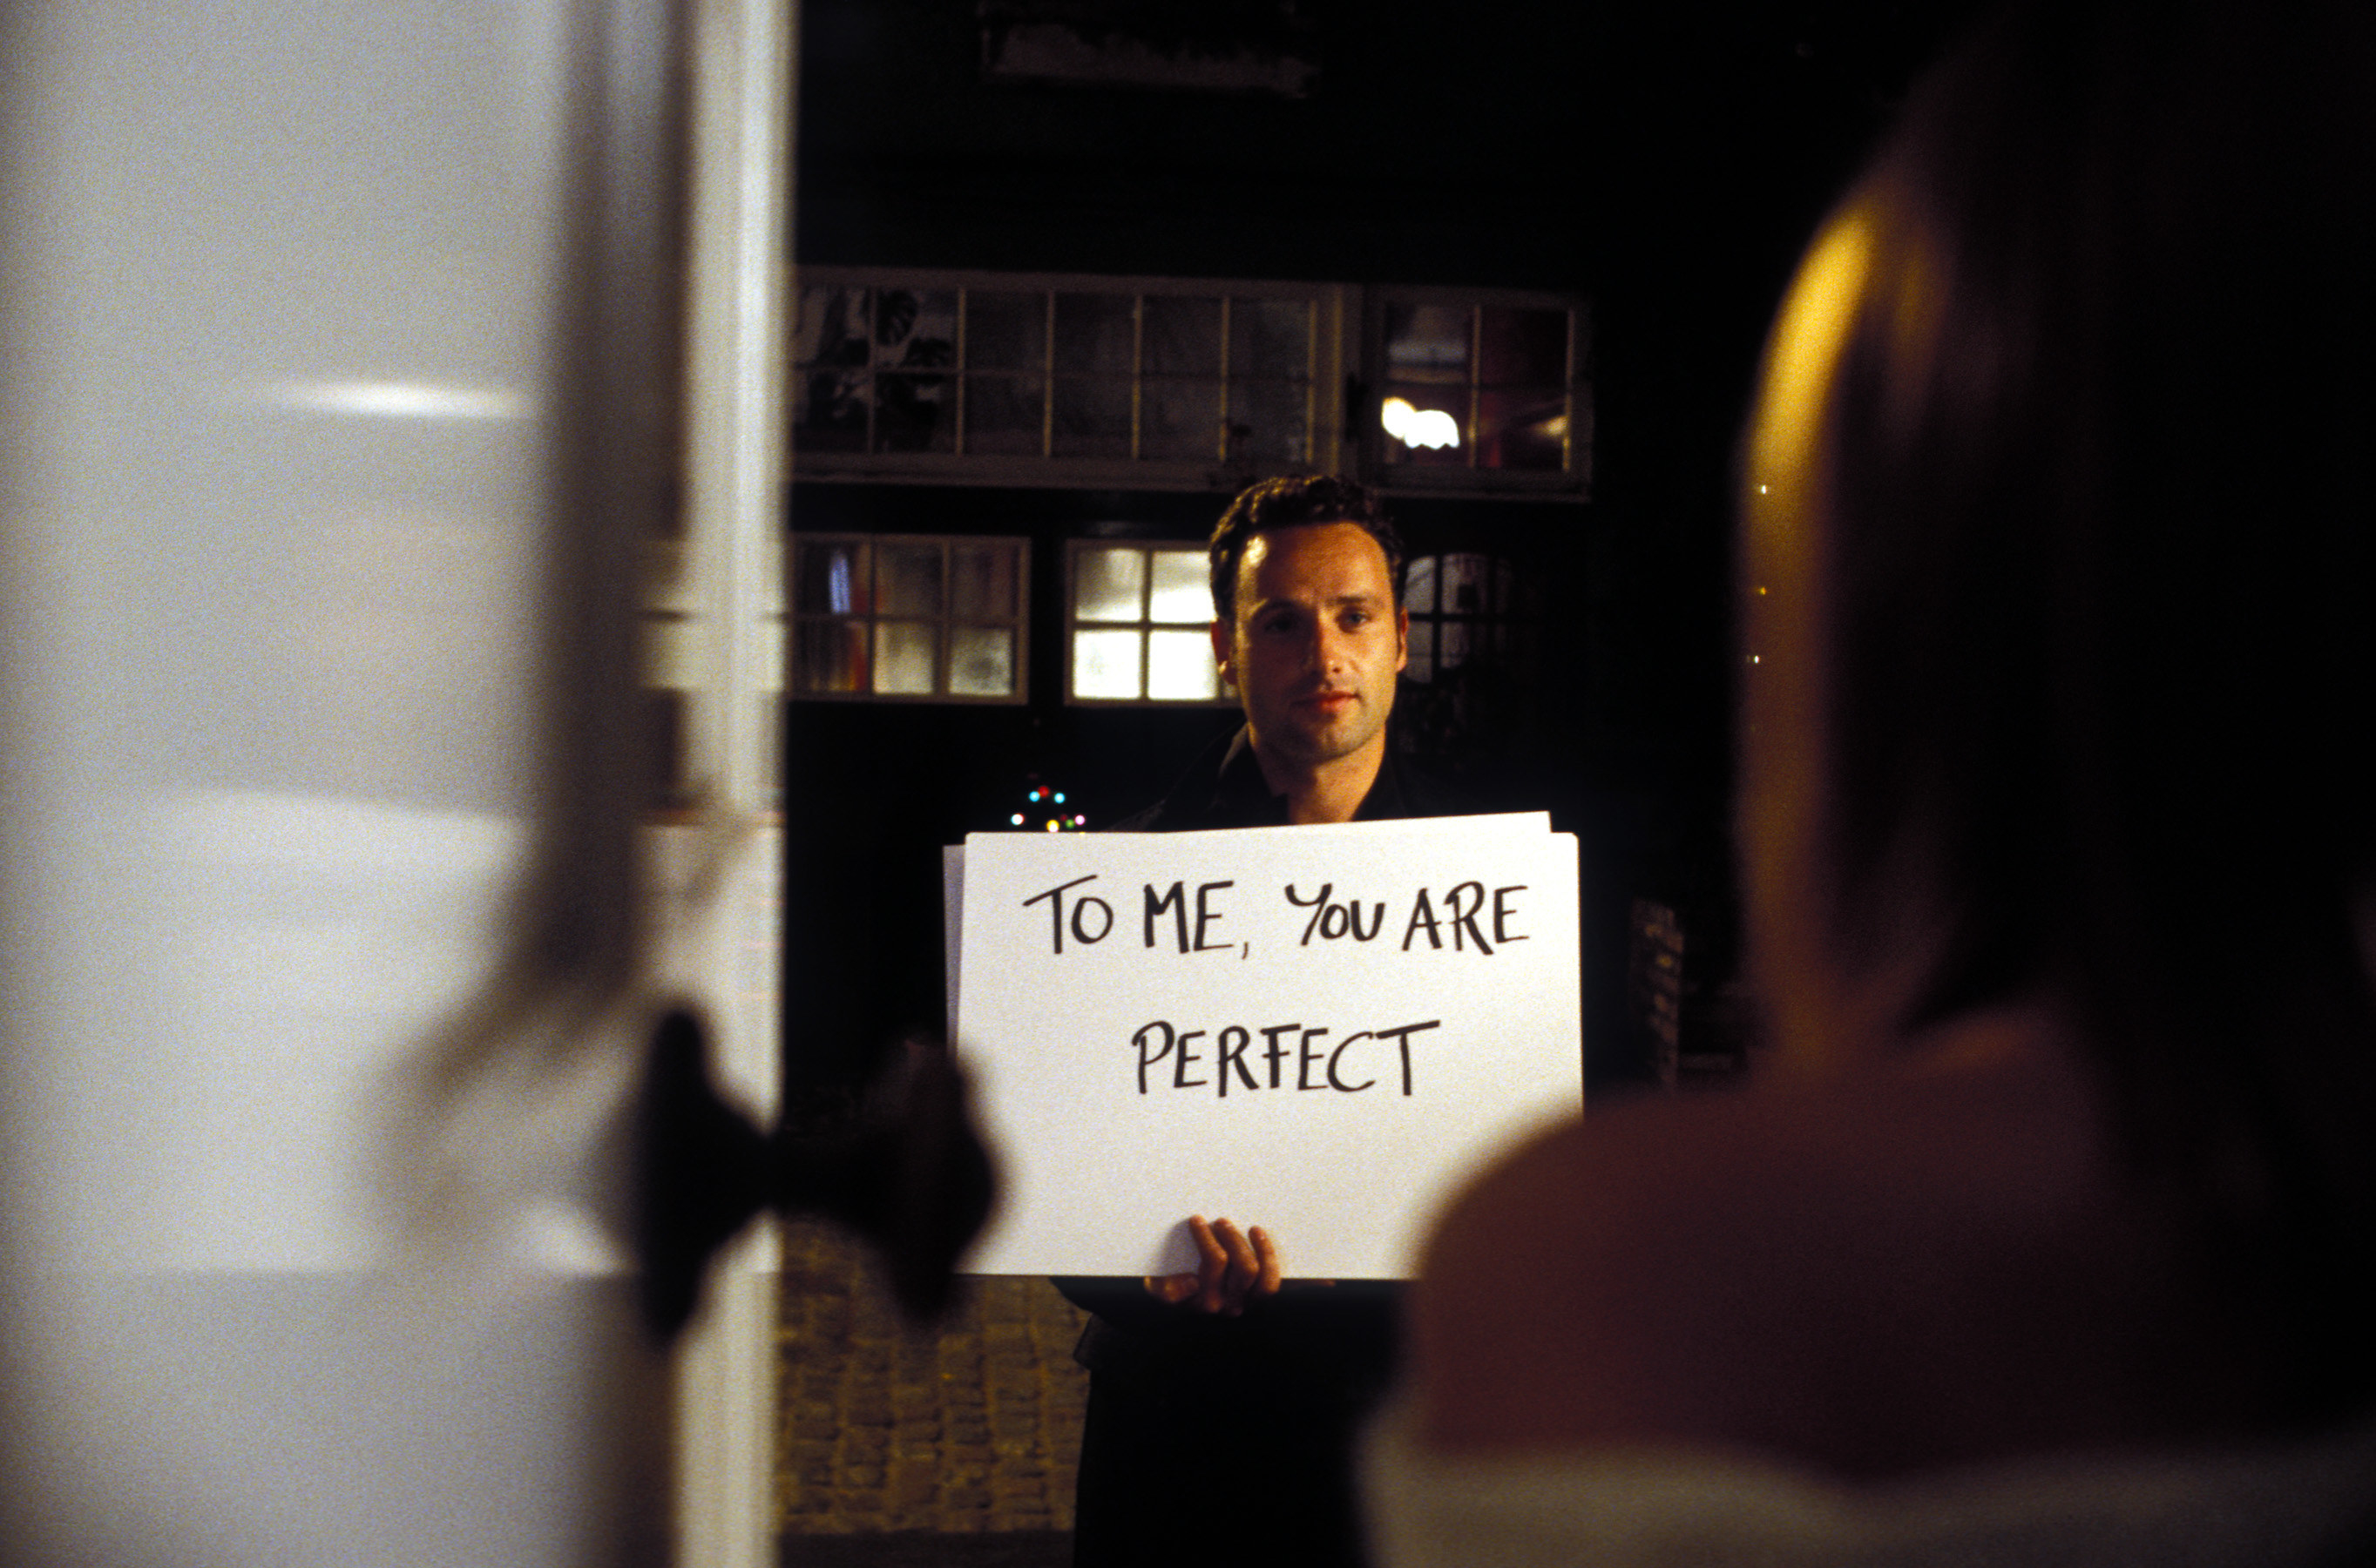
[1296,690,1356,712]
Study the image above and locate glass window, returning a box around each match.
[1376,292,1589,490]
[1066,541,1232,706]
[793,269,1328,474]
[789,534,1030,703]
[1399,551,1542,686]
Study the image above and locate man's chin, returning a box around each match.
[1258,716,1380,771]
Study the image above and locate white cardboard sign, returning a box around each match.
[952,817,1582,1279]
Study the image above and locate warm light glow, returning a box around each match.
[1381,396,1459,450]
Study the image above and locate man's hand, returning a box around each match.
[1143,1215,1283,1316]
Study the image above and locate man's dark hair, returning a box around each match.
[1207,475,1403,622]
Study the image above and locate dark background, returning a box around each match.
[782,0,1987,1092]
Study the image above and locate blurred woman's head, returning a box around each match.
[1742,0,2376,1410]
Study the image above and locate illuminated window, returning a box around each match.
[1066,541,1231,706]
[794,269,1342,483]
[1372,290,1591,495]
[1400,552,1540,683]
[789,534,1029,703]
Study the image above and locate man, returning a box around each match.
[1060,475,1458,1568]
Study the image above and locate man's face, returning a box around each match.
[1212,521,1407,773]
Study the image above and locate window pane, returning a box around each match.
[1226,379,1308,464]
[1141,379,1219,461]
[951,544,1018,620]
[1478,307,1568,386]
[1404,554,1438,615]
[872,621,938,695]
[795,619,865,693]
[795,284,870,368]
[949,625,1015,697]
[1053,293,1134,375]
[1405,618,1436,682]
[876,374,955,453]
[1147,551,1210,625]
[1072,629,1142,700]
[1478,387,1568,471]
[876,544,944,617]
[1229,297,1310,379]
[793,368,868,453]
[964,374,1044,456]
[1053,378,1131,458]
[795,540,867,614]
[1442,554,1492,614]
[1439,619,1473,671]
[1073,547,1144,622]
[1147,630,1219,700]
[876,288,957,371]
[1380,383,1466,467]
[1384,302,1471,385]
[966,291,1046,370]
[1143,296,1222,376]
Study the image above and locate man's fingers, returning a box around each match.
[1211,1218,1260,1312]
[1188,1216,1229,1312]
[1174,1216,1283,1315]
[1143,1273,1199,1304]
[1248,1225,1283,1299]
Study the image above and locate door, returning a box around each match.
[0,1,788,1562]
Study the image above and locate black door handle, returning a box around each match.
[633,1008,996,1342]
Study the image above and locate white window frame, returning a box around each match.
[1399,551,1542,685]
[1364,285,1593,500]
[1062,538,1239,708]
[787,531,1032,705]
[792,267,1351,492]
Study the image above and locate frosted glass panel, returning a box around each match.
[797,621,864,693]
[1405,555,1438,615]
[1147,550,1211,625]
[876,544,943,617]
[1073,629,1142,699]
[1147,630,1219,700]
[1229,296,1311,378]
[951,544,1018,619]
[1443,553,1492,613]
[1074,547,1144,622]
[1143,296,1222,376]
[949,625,1014,698]
[873,622,938,694]
[1054,293,1135,375]
[1405,620,1436,682]
[1440,620,1473,671]
[966,292,1046,370]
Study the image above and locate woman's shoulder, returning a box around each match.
[1411,1023,2210,1475]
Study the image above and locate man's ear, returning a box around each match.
[1395,606,1410,673]
[1210,618,1233,685]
